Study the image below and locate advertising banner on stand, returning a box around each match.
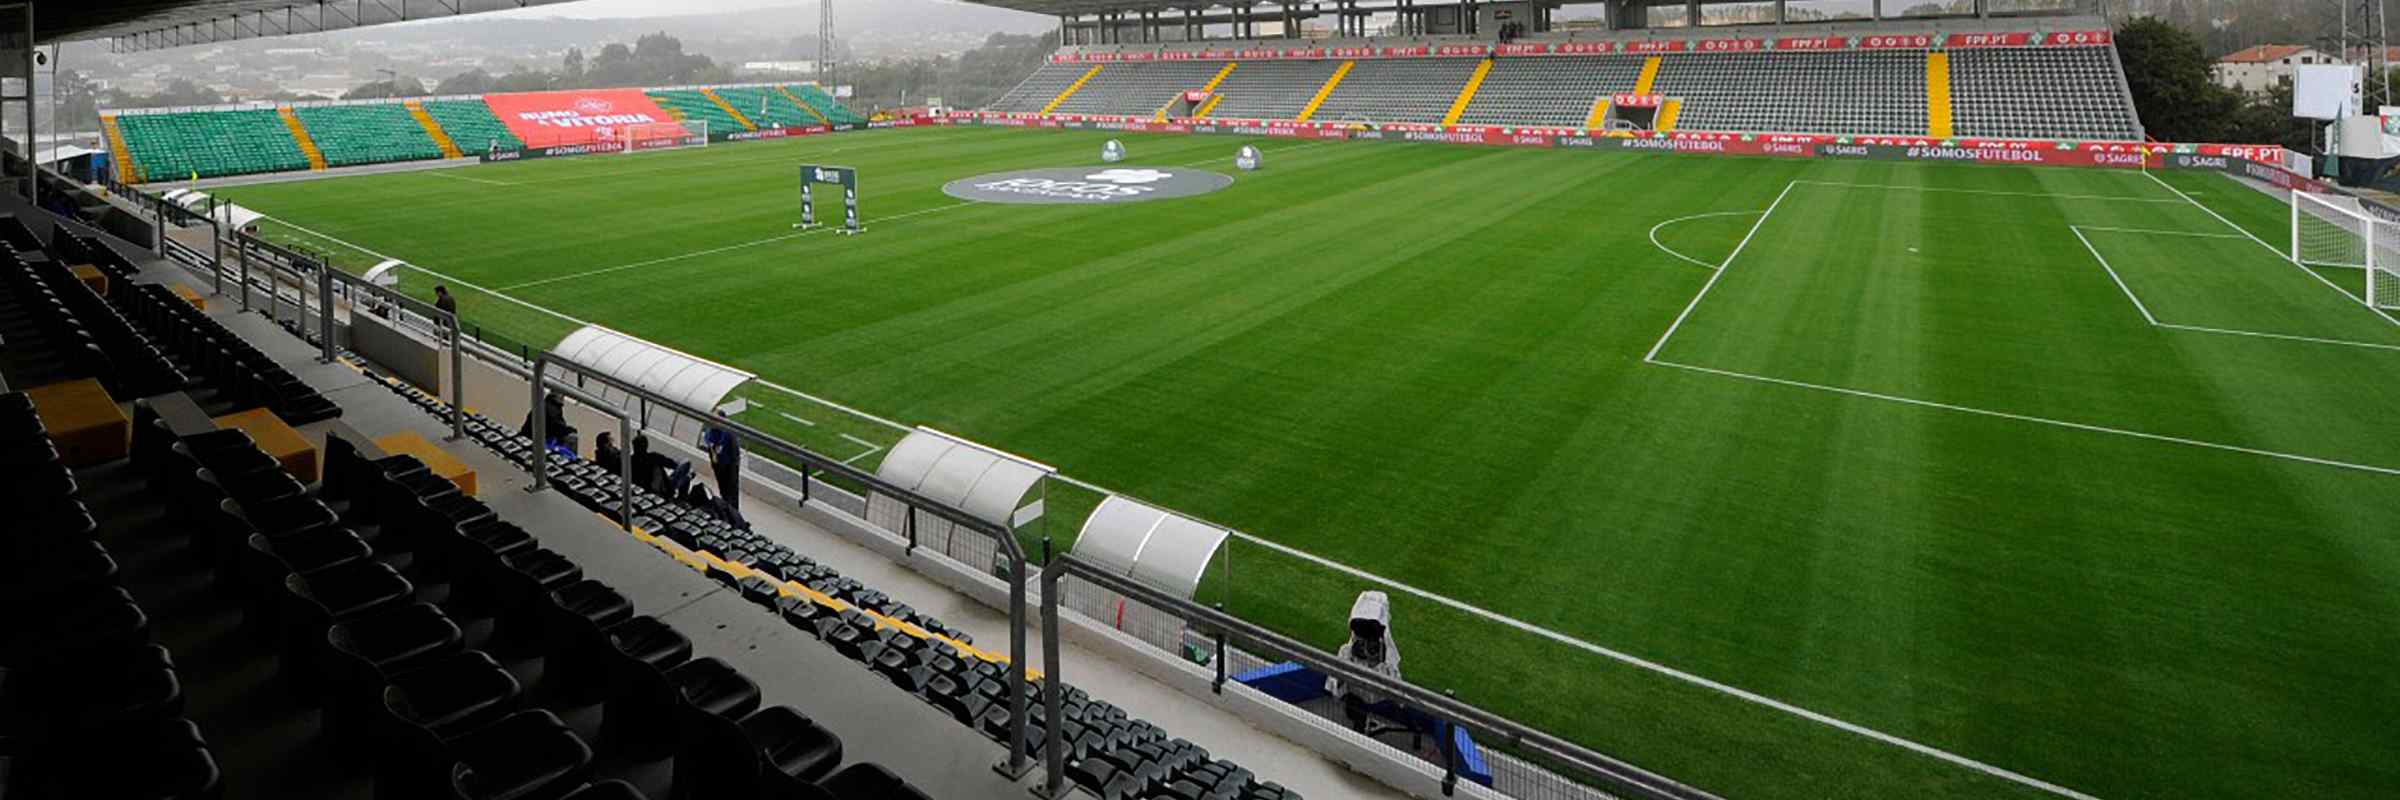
[484,89,679,149]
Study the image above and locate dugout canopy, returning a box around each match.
[552,325,754,439]
[1073,495,1228,603]
[867,429,1053,565]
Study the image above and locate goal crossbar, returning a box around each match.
[2292,190,2400,310]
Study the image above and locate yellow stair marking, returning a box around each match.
[404,101,464,159]
[1295,60,1355,122]
[1584,97,1612,130]
[101,115,143,183]
[1634,56,1663,95]
[1042,65,1105,114]
[1195,95,1225,118]
[278,107,328,171]
[1926,51,1955,139]
[1161,62,1241,121]
[700,88,758,131]
[1657,98,1684,132]
[1440,58,1494,126]
[775,85,830,125]
[1153,96,1181,122]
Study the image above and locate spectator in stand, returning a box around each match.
[594,431,622,474]
[700,419,744,514]
[631,434,679,495]
[519,393,575,451]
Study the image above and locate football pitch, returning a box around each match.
[216,125,2400,800]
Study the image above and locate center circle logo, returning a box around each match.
[944,166,1233,205]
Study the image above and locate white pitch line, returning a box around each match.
[2146,171,2400,329]
[776,411,817,427]
[1794,180,2186,204]
[2071,225,2247,240]
[1647,210,1766,271]
[2071,226,2160,325]
[2158,323,2400,352]
[424,170,519,187]
[841,444,884,465]
[498,200,981,292]
[838,433,880,449]
[1644,181,1796,363]
[1653,358,2400,479]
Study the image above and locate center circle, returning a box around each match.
[943,166,1234,205]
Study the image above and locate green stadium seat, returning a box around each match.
[787,85,867,126]
[714,86,820,129]
[115,110,308,180]
[423,99,525,154]
[646,89,747,135]
[292,103,442,168]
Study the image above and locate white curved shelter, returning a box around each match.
[1065,496,1229,650]
[866,428,1053,568]
[207,203,268,231]
[551,325,755,439]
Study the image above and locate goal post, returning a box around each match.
[2291,190,2400,310]
[619,120,708,154]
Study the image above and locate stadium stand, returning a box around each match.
[1050,61,1226,116]
[649,88,752,133]
[789,84,869,126]
[715,85,818,128]
[1950,46,2141,140]
[292,103,446,167]
[1456,55,1645,127]
[113,109,309,180]
[1649,51,1930,137]
[987,62,1087,113]
[422,98,526,154]
[1202,60,1344,121]
[104,85,873,183]
[1308,58,1486,124]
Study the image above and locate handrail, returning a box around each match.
[526,356,640,531]
[1039,553,1721,800]
[523,349,1039,779]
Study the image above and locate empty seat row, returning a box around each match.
[117,281,342,424]
[1,250,191,400]
[1,390,226,800]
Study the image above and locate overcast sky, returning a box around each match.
[479,0,829,19]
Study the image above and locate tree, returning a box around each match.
[561,47,586,83]
[2116,16,2244,142]
[343,75,426,100]
[435,69,496,96]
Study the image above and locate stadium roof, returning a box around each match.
[42,0,581,52]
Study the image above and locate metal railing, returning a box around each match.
[522,349,1042,781]
[1038,553,1720,800]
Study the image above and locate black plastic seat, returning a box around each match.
[560,780,649,800]
[447,709,592,800]
[488,548,581,657]
[666,657,760,722]
[325,602,466,753]
[443,519,537,619]
[742,706,844,787]
[280,560,416,698]
[595,616,693,761]
[541,580,634,705]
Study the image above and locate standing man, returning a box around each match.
[700,418,744,516]
[433,285,458,327]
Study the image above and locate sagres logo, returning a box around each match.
[944,166,1233,205]
[1084,168,1173,184]
[573,97,616,114]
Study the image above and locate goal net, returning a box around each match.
[2292,190,2400,310]
[619,120,708,154]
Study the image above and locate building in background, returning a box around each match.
[2215,44,2333,95]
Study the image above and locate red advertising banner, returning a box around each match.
[1496,43,1550,56]
[1238,48,1280,59]
[1857,33,1937,49]
[1329,46,1377,58]
[1621,40,1688,54]
[483,89,676,148]
[1435,44,1490,57]
[1944,32,2032,48]
[1382,46,1431,57]
[1554,41,1614,55]
[1284,47,1326,59]
[2041,30,2114,47]
[1122,51,1156,61]
[1696,38,1765,53]
[1611,93,1666,108]
[1183,90,1212,102]
[1776,36,1849,51]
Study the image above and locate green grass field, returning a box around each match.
[215,126,2400,800]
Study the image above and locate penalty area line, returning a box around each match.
[2146,171,2400,330]
[1651,358,2400,478]
[2073,225,2400,352]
